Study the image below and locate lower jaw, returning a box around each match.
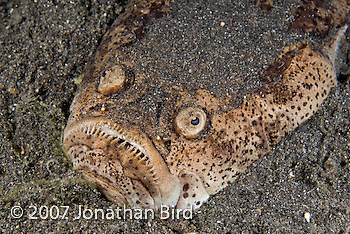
[63,117,181,209]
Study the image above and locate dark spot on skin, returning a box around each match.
[183,183,189,191]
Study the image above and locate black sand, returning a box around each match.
[0,0,349,233]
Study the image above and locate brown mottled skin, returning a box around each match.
[63,0,348,210]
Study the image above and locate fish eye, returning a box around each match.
[174,107,207,139]
[98,65,127,96]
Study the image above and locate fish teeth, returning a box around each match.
[138,156,147,163]
[135,153,143,160]
[126,144,136,152]
[111,138,122,145]
[94,128,101,136]
[131,148,138,155]
[120,141,127,147]
[90,125,96,135]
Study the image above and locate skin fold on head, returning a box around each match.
[63,0,348,210]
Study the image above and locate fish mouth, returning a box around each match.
[63,117,181,209]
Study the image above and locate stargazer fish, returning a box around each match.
[63,0,348,210]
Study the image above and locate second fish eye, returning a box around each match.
[174,107,207,139]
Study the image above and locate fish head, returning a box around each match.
[63,48,236,210]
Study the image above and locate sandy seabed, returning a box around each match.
[0,0,349,233]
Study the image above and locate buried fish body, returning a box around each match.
[63,0,348,210]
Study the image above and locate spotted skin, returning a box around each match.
[167,42,341,195]
[63,0,348,210]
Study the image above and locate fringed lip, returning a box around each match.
[63,117,181,209]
